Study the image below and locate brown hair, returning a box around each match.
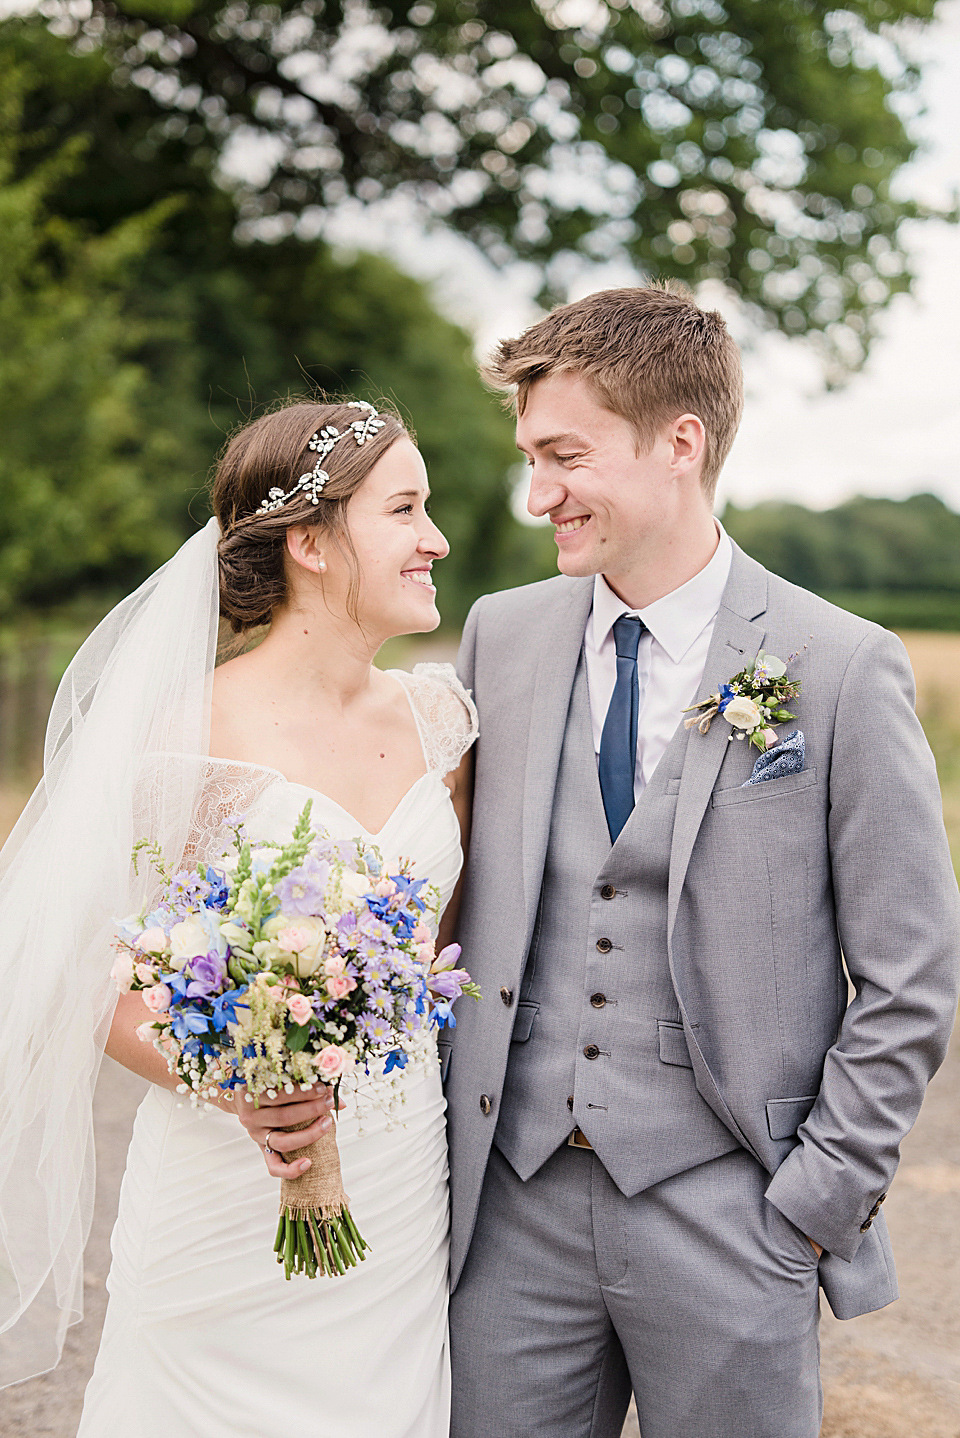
[482,284,743,500]
[212,399,407,632]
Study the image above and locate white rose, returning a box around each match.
[168,918,210,969]
[338,869,370,903]
[723,697,762,730]
[262,914,327,975]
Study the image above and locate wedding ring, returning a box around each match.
[264,1131,275,1155]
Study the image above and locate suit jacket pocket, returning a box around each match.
[511,1000,539,1043]
[712,767,818,808]
[766,1094,817,1141]
[658,1020,693,1068]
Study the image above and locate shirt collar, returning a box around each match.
[589,521,733,665]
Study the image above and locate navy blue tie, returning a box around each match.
[598,614,645,842]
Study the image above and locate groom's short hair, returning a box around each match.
[482,284,743,500]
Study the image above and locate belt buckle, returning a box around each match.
[567,1127,593,1150]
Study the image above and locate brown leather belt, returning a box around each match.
[567,1127,593,1150]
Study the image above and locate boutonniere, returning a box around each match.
[683,650,802,754]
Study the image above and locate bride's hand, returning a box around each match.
[231,1084,338,1179]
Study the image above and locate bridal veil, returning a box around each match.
[0,518,220,1385]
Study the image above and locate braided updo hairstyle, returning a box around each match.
[212,400,407,633]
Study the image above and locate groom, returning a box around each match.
[445,285,960,1437]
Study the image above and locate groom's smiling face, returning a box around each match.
[516,371,707,594]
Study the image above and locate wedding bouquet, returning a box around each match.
[111,801,478,1280]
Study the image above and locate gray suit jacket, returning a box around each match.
[448,544,960,1318]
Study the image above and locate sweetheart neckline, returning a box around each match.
[201,757,440,838]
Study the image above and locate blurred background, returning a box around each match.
[1,0,959,1433]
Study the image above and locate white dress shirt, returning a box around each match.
[585,523,733,797]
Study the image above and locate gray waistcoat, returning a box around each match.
[494,658,739,1194]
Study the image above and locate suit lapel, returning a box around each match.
[666,547,769,941]
[521,578,594,935]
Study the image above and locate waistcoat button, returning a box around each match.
[590,993,606,1008]
[567,1095,574,1111]
[479,1094,493,1115]
[583,1044,600,1060]
[600,884,616,900]
[500,986,514,1006]
[596,937,612,953]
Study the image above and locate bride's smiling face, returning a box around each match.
[288,436,449,641]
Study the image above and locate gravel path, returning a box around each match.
[1,1033,957,1437]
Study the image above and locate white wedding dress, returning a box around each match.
[78,664,476,1438]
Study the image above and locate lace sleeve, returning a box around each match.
[179,761,281,867]
[393,663,479,777]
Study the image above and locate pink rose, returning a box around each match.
[134,962,156,984]
[135,1022,156,1043]
[287,994,313,1025]
[110,951,134,993]
[375,878,397,898]
[412,921,432,945]
[278,926,313,953]
[326,974,356,1000]
[417,942,435,966]
[324,955,346,976]
[317,1045,352,1080]
[142,984,172,1013]
[135,927,169,954]
[760,728,780,750]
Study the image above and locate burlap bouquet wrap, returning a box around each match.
[275,1115,367,1279]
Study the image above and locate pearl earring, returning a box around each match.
[317,560,326,573]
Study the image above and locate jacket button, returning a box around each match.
[600,884,616,900]
[859,1217,873,1232]
[878,1192,887,1205]
[596,937,612,953]
[567,1094,574,1112]
[583,1044,600,1060]
[479,1094,493,1115]
[590,992,606,1008]
[500,986,514,1006]
[868,1202,881,1219]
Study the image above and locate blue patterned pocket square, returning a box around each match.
[742,730,805,786]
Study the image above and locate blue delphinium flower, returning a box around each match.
[211,987,248,1032]
[717,683,737,713]
[429,999,456,1029]
[171,1007,210,1040]
[383,1049,408,1074]
[204,868,230,910]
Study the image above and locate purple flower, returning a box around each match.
[358,1013,393,1044]
[186,952,227,998]
[427,968,471,1001]
[273,858,330,915]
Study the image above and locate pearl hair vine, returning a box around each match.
[255,401,388,515]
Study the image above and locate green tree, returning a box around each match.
[722,493,960,629]
[0,72,190,612]
[26,0,944,367]
[1,19,521,620]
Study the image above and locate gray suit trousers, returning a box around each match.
[450,1144,822,1438]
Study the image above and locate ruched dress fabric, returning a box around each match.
[77,664,477,1438]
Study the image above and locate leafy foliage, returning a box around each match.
[0,66,190,611]
[28,0,943,367]
[1,18,519,620]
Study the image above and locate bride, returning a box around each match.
[0,399,476,1436]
